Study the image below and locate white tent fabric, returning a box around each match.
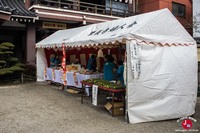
[36,26,88,48]
[35,8,198,123]
[36,8,195,48]
[126,40,197,123]
[36,48,47,81]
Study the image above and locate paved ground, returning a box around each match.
[0,83,199,133]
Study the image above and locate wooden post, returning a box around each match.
[58,0,61,8]
[21,73,24,83]
[74,0,80,10]
[36,0,39,5]
[62,43,67,90]
[112,92,115,117]
[135,0,138,14]
[25,0,31,9]
[110,0,112,15]
[95,5,97,13]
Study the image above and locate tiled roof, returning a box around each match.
[0,0,36,17]
[0,1,10,13]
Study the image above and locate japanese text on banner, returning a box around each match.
[92,85,98,106]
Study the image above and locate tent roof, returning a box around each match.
[36,8,195,48]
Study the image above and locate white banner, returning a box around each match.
[129,41,141,79]
[92,85,98,106]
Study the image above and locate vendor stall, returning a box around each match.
[35,9,198,124]
[45,67,103,88]
[81,79,126,117]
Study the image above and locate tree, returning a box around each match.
[0,42,24,76]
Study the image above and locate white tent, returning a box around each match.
[35,8,198,123]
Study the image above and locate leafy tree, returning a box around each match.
[0,42,24,76]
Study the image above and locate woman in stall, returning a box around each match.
[103,54,116,81]
[115,61,124,85]
[50,54,61,68]
[87,54,97,72]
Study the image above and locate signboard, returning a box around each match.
[92,85,98,106]
[193,0,200,38]
[42,22,67,29]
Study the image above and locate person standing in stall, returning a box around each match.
[50,54,55,68]
[50,54,61,68]
[103,54,116,81]
[87,54,97,72]
[115,61,124,85]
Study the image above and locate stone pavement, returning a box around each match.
[0,83,199,133]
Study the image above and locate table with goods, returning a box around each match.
[44,64,104,88]
[81,79,126,117]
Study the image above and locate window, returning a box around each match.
[172,2,186,17]
[105,0,128,13]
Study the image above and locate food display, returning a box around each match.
[66,64,81,72]
[82,79,125,89]
[65,64,98,75]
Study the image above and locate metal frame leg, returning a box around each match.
[112,92,115,117]
[81,84,85,104]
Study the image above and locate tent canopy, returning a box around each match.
[35,8,195,48]
[36,8,198,124]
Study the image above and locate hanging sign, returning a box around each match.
[130,42,141,79]
[92,85,98,106]
[43,22,67,29]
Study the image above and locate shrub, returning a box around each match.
[0,42,25,76]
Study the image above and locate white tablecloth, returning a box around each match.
[46,68,53,81]
[45,68,103,88]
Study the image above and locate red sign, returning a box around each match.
[62,44,66,71]
[182,119,193,130]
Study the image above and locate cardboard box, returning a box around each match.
[104,102,124,116]
[67,88,80,94]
